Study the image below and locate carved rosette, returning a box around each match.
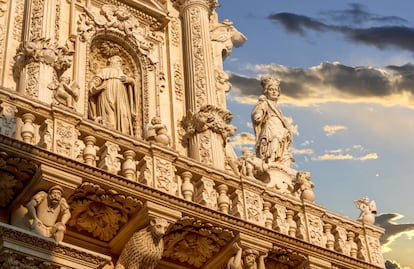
[0,153,39,207]
[163,216,234,268]
[68,182,143,241]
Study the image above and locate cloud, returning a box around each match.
[323,125,347,136]
[376,213,414,252]
[228,62,414,108]
[290,147,314,155]
[267,4,414,53]
[385,260,403,269]
[312,152,378,161]
[230,132,256,148]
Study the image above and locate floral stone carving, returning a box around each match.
[115,217,169,269]
[163,216,234,268]
[0,152,39,207]
[68,182,143,241]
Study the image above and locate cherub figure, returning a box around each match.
[354,196,377,225]
[238,148,255,178]
[145,116,170,146]
[48,76,80,109]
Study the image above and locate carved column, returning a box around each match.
[17,0,58,101]
[175,0,232,169]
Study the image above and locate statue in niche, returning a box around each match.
[145,116,170,146]
[227,243,267,269]
[88,55,136,135]
[252,76,292,164]
[115,217,169,269]
[354,196,377,225]
[48,76,80,109]
[25,185,71,243]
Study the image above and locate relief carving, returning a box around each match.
[154,157,177,195]
[0,250,60,269]
[78,4,155,62]
[47,76,80,109]
[68,182,143,241]
[0,102,17,137]
[227,243,267,269]
[145,116,171,146]
[115,217,169,269]
[173,63,184,100]
[244,190,263,225]
[194,177,218,210]
[12,0,24,41]
[98,141,122,174]
[25,185,71,243]
[163,216,234,268]
[306,214,324,247]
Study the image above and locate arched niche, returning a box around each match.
[85,33,148,139]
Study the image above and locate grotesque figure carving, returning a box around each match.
[48,76,80,109]
[88,55,136,135]
[227,243,267,269]
[115,217,169,269]
[25,185,71,243]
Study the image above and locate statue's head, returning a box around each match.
[108,55,122,67]
[150,218,169,239]
[242,249,259,266]
[261,75,281,101]
[48,185,63,205]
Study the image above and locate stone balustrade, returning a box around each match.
[0,91,384,267]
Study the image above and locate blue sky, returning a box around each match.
[217,1,414,268]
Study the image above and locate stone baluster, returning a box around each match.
[21,113,36,144]
[194,177,218,210]
[83,135,97,166]
[323,223,335,250]
[217,184,230,214]
[272,204,289,235]
[334,226,348,254]
[230,190,244,219]
[181,171,194,201]
[262,201,273,229]
[286,209,297,237]
[347,231,358,258]
[122,150,137,181]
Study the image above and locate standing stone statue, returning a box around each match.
[115,218,169,269]
[227,243,266,269]
[251,75,292,164]
[25,185,71,243]
[88,55,136,135]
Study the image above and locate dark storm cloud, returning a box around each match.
[267,4,414,53]
[375,213,414,245]
[228,61,414,103]
[385,260,402,269]
[320,3,407,25]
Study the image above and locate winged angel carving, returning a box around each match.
[354,196,377,225]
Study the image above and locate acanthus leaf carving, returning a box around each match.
[68,182,143,241]
[163,216,234,268]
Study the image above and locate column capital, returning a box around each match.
[172,0,218,12]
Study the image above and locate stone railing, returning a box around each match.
[0,90,384,267]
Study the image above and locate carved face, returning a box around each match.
[48,189,62,205]
[150,218,169,239]
[265,83,280,101]
[243,253,256,266]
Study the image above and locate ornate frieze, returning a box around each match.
[68,182,143,241]
[173,63,184,100]
[163,216,234,268]
[244,190,264,225]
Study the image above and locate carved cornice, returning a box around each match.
[0,223,111,267]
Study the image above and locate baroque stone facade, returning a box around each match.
[0,0,384,269]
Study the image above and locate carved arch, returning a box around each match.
[86,32,152,138]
